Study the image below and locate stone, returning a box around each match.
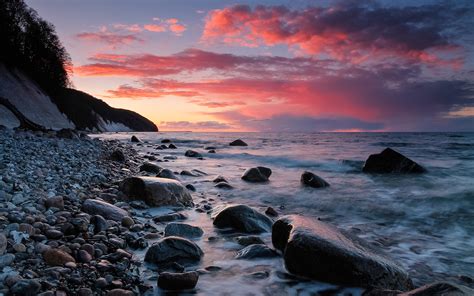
[77,288,94,296]
[398,282,474,296]
[10,279,41,296]
[106,289,135,296]
[161,139,171,143]
[265,207,278,217]
[362,148,426,173]
[185,184,196,191]
[139,162,162,174]
[185,150,202,158]
[144,237,203,265]
[45,196,64,210]
[121,216,134,228]
[45,229,63,239]
[91,215,108,233]
[0,233,7,254]
[301,171,330,188]
[229,139,248,146]
[77,249,93,263]
[158,271,199,290]
[165,223,204,238]
[119,176,193,207]
[157,168,179,180]
[235,244,278,259]
[13,243,26,253]
[0,254,15,268]
[43,248,76,266]
[241,167,272,182]
[214,182,233,189]
[272,215,413,291]
[82,199,129,222]
[56,129,79,140]
[110,150,125,162]
[235,236,265,246]
[153,212,187,223]
[213,176,228,183]
[212,204,273,233]
[131,136,140,142]
[169,144,177,149]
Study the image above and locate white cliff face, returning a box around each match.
[0,63,74,130]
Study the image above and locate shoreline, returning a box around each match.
[0,129,473,295]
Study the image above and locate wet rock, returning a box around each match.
[110,150,125,162]
[157,168,179,180]
[158,271,199,290]
[208,149,216,153]
[242,167,272,182]
[229,139,248,146]
[153,212,188,223]
[169,144,177,149]
[235,244,278,259]
[185,184,196,191]
[10,279,41,296]
[235,236,265,246]
[131,136,140,142]
[45,196,64,210]
[106,289,134,296]
[214,182,233,189]
[161,139,171,143]
[362,148,426,173]
[265,207,278,217]
[0,253,15,268]
[77,250,92,263]
[139,162,162,174]
[0,233,6,254]
[119,176,193,207]
[43,248,76,266]
[272,215,413,291]
[398,282,474,295]
[45,229,63,239]
[82,199,129,222]
[185,150,202,158]
[91,215,108,233]
[144,237,203,265]
[212,204,273,233]
[165,223,204,238]
[213,175,228,183]
[301,171,330,188]
[121,216,134,228]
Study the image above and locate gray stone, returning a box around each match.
[235,244,278,259]
[145,237,203,265]
[82,199,129,222]
[212,204,273,233]
[165,223,204,238]
[241,167,272,182]
[158,271,199,290]
[301,171,330,188]
[10,279,41,296]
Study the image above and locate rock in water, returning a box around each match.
[185,150,202,158]
[229,139,248,146]
[139,162,162,174]
[119,176,193,207]
[165,223,204,238]
[157,168,180,180]
[241,167,272,182]
[398,282,474,296]
[212,204,273,233]
[272,215,413,291]
[235,244,278,259]
[301,171,330,188]
[131,135,140,142]
[82,199,129,222]
[362,148,426,173]
[144,237,203,265]
[158,271,199,290]
[43,248,76,266]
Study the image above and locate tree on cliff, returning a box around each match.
[0,0,71,94]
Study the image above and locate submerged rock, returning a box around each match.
[185,150,202,158]
[272,215,413,291]
[158,271,199,290]
[157,168,179,180]
[144,237,203,265]
[139,162,162,174]
[82,199,129,222]
[214,182,233,189]
[362,148,426,173]
[131,135,140,142]
[241,167,272,182]
[235,244,278,259]
[212,204,273,233]
[119,176,193,207]
[229,139,248,146]
[165,223,204,238]
[301,171,330,188]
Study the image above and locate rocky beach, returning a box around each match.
[0,129,473,295]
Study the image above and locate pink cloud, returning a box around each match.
[76,29,143,48]
[143,24,166,32]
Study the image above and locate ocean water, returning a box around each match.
[96,132,474,295]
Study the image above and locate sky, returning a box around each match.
[26,0,474,132]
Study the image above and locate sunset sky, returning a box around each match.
[26,0,474,132]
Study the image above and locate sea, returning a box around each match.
[95,132,474,295]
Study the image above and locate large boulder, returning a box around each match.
[272,215,413,291]
[82,199,129,222]
[241,167,272,182]
[229,139,248,146]
[301,171,330,188]
[362,148,426,173]
[212,204,273,233]
[119,176,193,207]
[158,271,199,290]
[144,237,203,265]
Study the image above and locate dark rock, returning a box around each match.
[157,168,179,180]
[180,170,198,177]
[301,171,330,188]
[56,128,79,140]
[144,237,203,265]
[110,150,125,162]
[362,148,426,173]
[208,149,216,153]
[161,139,171,143]
[131,136,140,142]
[235,236,265,246]
[229,139,248,146]
[106,289,134,296]
[169,144,177,149]
[205,146,216,150]
[121,216,134,228]
[45,196,64,210]
[213,175,228,183]
[185,150,202,158]
[77,249,92,263]
[212,204,273,233]
[139,162,162,174]
[272,215,413,290]
[43,248,76,266]
[10,279,41,296]
[165,223,204,238]
[185,184,196,191]
[158,271,199,290]
[398,282,474,296]
[90,215,108,233]
[235,244,278,259]
[82,199,129,222]
[242,167,272,182]
[45,229,63,239]
[0,233,7,255]
[214,182,233,189]
[119,176,193,207]
[265,207,278,217]
[153,212,187,223]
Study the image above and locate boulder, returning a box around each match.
[139,162,162,174]
[43,248,76,266]
[272,215,413,291]
[242,167,272,182]
[301,171,330,188]
[158,271,199,290]
[235,244,278,259]
[157,168,179,180]
[82,199,129,222]
[144,237,203,265]
[119,176,193,207]
[185,150,202,158]
[398,282,474,296]
[165,223,204,238]
[169,144,177,149]
[212,204,273,233]
[362,148,426,173]
[229,139,248,146]
[131,135,140,142]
